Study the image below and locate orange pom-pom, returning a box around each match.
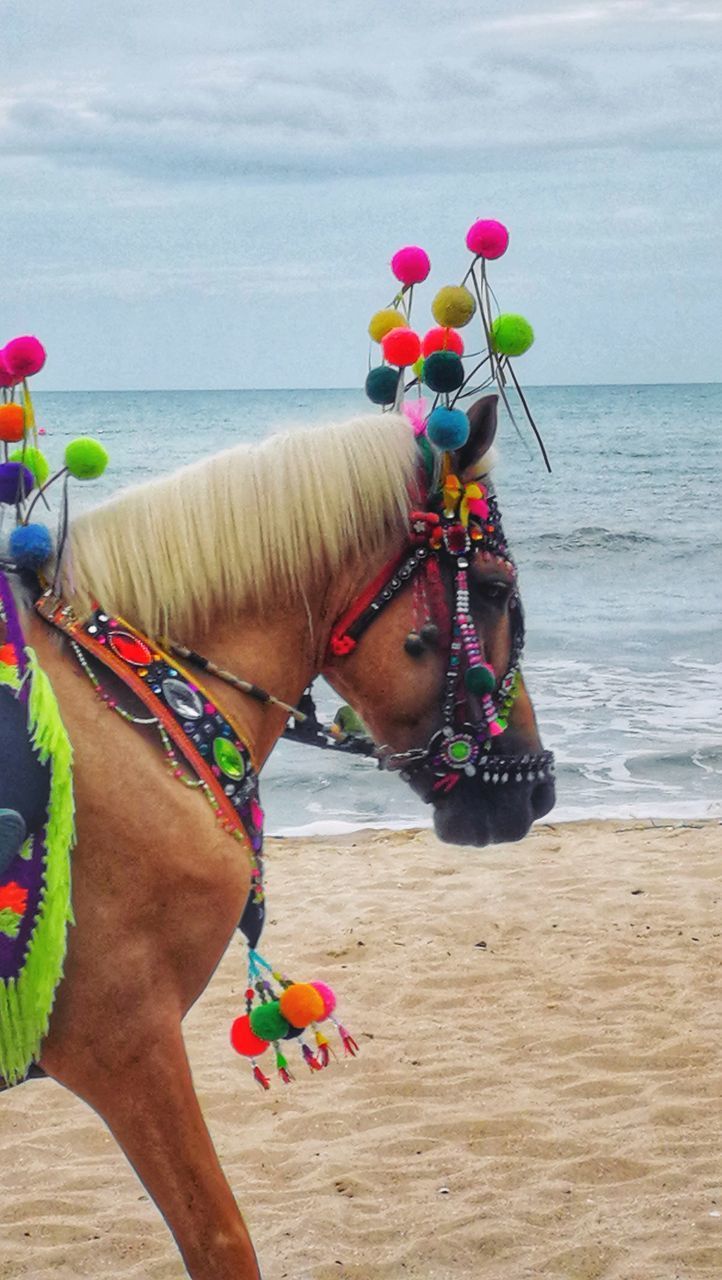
[382,328,422,368]
[0,403,25,443]
[279,982,326,1029]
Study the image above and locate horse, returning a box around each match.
[1,394,554,1278]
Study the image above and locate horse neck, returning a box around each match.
[179,596,328,769]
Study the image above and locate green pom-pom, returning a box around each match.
[491,314,534,357]
[365,365,399,406]
[423,350,465,393]
[64,437,109,480]
[8,446,50,486]
[249,1000,290,1043]
[465,665,496,695]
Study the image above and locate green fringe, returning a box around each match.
[0,648,75,1084]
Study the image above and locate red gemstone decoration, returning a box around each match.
[108,631,152,666]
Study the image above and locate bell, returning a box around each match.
[404,632,425,657]
[419,622,439,647]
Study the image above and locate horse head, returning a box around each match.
[324,395,555,847]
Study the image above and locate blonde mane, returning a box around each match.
[62,413,419,638]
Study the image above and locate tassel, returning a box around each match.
[276,1050,293,1084]
[314,1030,334,1068]
[337,1024,360,1058]
[252,1063,271,1091]
[301,1042,323,1072]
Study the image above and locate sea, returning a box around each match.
[17,383,722,835]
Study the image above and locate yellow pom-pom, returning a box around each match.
[279,982,326,1029]
[368,308,408,343]
[431,286,476,329]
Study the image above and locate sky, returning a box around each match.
[1,0,721,389]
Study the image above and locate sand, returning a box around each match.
[1,818,721,1280]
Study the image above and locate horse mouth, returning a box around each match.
[404,753,556,847]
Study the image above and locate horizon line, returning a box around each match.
[34,379,722,393]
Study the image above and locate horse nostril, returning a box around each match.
[531,780,555,820]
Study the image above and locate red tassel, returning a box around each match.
[302,1043,323,1072]
[338,1025,360,1058]
[252,1064,271,1091]
[278,1066,293,1085]
[314,1031,335,1069]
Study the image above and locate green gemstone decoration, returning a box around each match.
[449,740,472,763]
[213,736,245,780]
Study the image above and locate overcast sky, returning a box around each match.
[1,0,721,388]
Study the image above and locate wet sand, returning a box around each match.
[1,819,721,1279]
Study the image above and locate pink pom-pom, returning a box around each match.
[310,981,337,1020]
[0,352,19,389]
[391,246,431,287]
[402,398,429,437]
[2,336,46,380]
[466,219,509,260]
[422,327,464,358]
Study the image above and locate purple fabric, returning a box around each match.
[0,571,29,698]
[0,831,45,981]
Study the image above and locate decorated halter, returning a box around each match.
[326,217,555,795]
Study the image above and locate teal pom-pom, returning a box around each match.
[365,365,400,406]
[423,351,464,393]
[465,664,496,695]
[65,437,109,480]
[491,314,534,357]
[427,406,470,450]
[249,1000,290,1042]
[9,523,53,570]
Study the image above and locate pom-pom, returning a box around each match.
[466,219,509,259]
[431,286,476,329]
[8,446,50,485]
[426,406,470,451]
[423,350,465,393]
[64,437,109,480]
[491,314,534,357]
[0,353,18,389]
[310,981,337,1019]
[365,365,400,406]
[230,1014,270,1058]
[0,403,26,443]
[249,1000,290,1042]
[2,336,46,380]
[422,327,464,358]
[465,664,496,695]
[8,523,53,570]
[0,462,35,505]
[381,328,421,368]
[368,309,407,343]
[411,357,425,379]
[279,982,326,1029]
[391,246,431,286]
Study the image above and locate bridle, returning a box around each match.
[325,471,555,799]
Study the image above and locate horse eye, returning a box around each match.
[473,579,511,606]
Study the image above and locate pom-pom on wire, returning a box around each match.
[381,328,422,368]
[466,219,509,259]
[0,403,25,443]
[2,336,46,380]
[391,245,431,286]
[8,523,53,570]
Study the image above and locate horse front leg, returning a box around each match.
[42,1019,262,1280]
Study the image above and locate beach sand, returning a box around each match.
[1,819,720,1280]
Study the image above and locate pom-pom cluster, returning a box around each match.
[362,217,536,457]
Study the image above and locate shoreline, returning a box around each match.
[269,813,721,841]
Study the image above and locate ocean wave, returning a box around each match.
[528,526,658,552]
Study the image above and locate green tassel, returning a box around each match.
[0,647,75,1084]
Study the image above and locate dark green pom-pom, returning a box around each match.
[423,350,464,393]
[465,664,496,695]
[365,365,400,406]
[249,1000,290,1042]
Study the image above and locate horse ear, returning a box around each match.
[455,395,498,478]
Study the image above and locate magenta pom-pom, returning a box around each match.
[466,219,509,260]
[422,327,465,358]
[310,981,337,1020]
[391,246,431,287]
[2,336,46,380]
[0,352,20,389]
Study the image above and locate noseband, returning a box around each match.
[326,473,555,797]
